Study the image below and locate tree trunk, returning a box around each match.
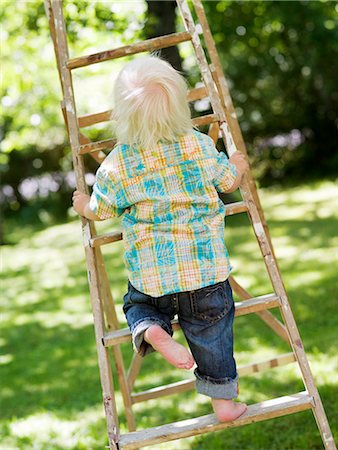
[145,1,183,72]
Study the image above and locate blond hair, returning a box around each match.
[113,55,193,149]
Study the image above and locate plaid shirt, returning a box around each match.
[89,130,237,297]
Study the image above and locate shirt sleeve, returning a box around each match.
[89,167,127,220]
[213,150,237,193]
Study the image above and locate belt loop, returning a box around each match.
[172,294,179,314]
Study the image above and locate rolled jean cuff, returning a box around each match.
[195,370,239,399]
[131,318,173,357]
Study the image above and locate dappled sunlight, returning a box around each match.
[3,407,107,450]
[2,181,337,449]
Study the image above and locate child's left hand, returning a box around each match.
[72,190,90,216]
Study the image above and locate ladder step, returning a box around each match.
[78,113,218,156]
[90,201,247,248]
[224,200,247,216]
[78,86,209,129]
[78,114,217,150]
[118,391,313,449]
[192,113,219,127]
[67,32,192,70]
[79,138,116,155]
[102,293,280,347]
[90,231,122,248]
[131,352,296,404]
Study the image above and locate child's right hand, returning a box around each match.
[229,151,249,176]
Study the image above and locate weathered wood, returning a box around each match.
[131,352,296,404]
[229,276,289,342]
[46,1,336,448]
[67,32,192,70]
[127,354,143,391]
[78,110,114,128]
[79,138,116,155]
[103,293,279,347]
[79,134,106,163]
[95,248,136,431]
[90,231,123,248]
[188,2,336,448]
[208,121,219,143]
[192,113,219,127]
[224,200,247,216]
[119,392,313,449]
[49,2,119,448]
[187,85,208,102]
[191,0,277,259]
[61,102,106,163]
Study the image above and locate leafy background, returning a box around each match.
[1,1,337,449]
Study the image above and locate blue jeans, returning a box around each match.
[123,278,238,399]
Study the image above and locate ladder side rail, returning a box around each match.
[61,102,106,163]
[119,392,313,449]
[229,276,289,342]
[177,2,336,448]
[228,147,336,449]
[127,353,143,391]
[61,63,136,433]
[52,0,136,431]
[191,0,275,260]
[50,1,120,448]
[131,352,296,404]
[95,248,136,431]
[67,31,192,70]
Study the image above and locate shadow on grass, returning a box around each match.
[1,320,101,420]
[1,181,337,449]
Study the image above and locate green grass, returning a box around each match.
[1,180,337,450]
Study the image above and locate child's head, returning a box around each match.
[113,55,192,149]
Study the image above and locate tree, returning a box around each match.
[201,1,338,184]
[1,0,337,234]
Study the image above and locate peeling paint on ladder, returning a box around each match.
[253,221,265,237]
[82,221,91,246]
[66,101,74,114]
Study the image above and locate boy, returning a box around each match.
[73,56,249,422]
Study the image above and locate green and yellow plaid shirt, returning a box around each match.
[89,130,237,297]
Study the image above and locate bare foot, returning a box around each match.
[212,398,247,422]
[144,325,195,369]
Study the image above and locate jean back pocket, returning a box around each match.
[190,280,233,323]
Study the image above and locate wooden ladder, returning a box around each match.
[44,1,336,449]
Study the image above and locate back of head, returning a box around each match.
[113,55,192,149]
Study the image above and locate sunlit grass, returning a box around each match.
[1,179,337,449]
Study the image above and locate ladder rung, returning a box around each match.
[188,85,208,102]
[78,110,113,128]
[192,113,219,127]
[79,138,116,155]
[77,86,209,129]
[131,352,296,404]
[67,32,192,70]
[224,200,247,215]
[90,202,247,248]
[90,231,122,248]
[102,293,280,347]
[118,391,313,449]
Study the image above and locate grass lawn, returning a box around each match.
[1,179,337,450]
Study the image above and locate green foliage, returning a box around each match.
[0,0,146,217]
[201,1,338,183]
[1,180,337,449]
[1,1,337,221]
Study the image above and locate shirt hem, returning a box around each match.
[129,266,233,298]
